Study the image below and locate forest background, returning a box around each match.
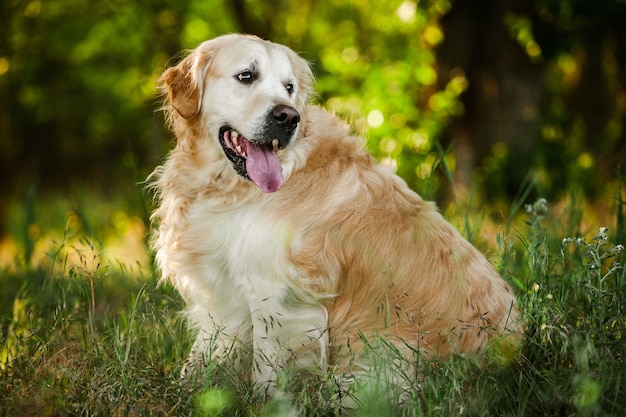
[1,0,626,415]
[1,0,626,240]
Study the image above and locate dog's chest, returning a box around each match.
[191,202,298,298]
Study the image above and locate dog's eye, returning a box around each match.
[236,71,255,84]
[285,82,294,94]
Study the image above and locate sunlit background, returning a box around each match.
[1,0,625,275]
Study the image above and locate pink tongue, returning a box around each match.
[245,142,284,193]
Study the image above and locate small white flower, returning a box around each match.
[536,198,548,210]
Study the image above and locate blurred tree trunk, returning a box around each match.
[437,0,626,202]
[437,0,544,200]
[230,0,273,39]
[0,4,22,237]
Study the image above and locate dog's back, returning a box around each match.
[267,106,523,368]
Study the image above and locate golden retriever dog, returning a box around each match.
[150,34,522,395]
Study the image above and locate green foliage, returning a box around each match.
[308,0,459,198]
[2,0,624,208]
[1,0,461,202]
[495,198,626,416]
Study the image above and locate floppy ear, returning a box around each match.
[160,50,211,119]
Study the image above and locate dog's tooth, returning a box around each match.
[236,145,242,154]
[231,130,239,145]
[272,139,279,152]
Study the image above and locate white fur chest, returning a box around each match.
[177,197,297,306]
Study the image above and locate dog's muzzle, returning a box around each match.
[219,105,300,193]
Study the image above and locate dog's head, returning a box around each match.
[160,34,313,193]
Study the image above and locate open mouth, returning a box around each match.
[219,127,284,193]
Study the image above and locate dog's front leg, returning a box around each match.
[182,304,252,379]
[251,300,328,395]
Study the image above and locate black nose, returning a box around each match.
[272,105,300,129]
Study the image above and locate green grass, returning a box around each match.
[1,185,625,416]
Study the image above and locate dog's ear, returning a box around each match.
[287,50,314,110]
[160,50,211,119]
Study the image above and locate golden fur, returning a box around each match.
[150,34,522,391]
